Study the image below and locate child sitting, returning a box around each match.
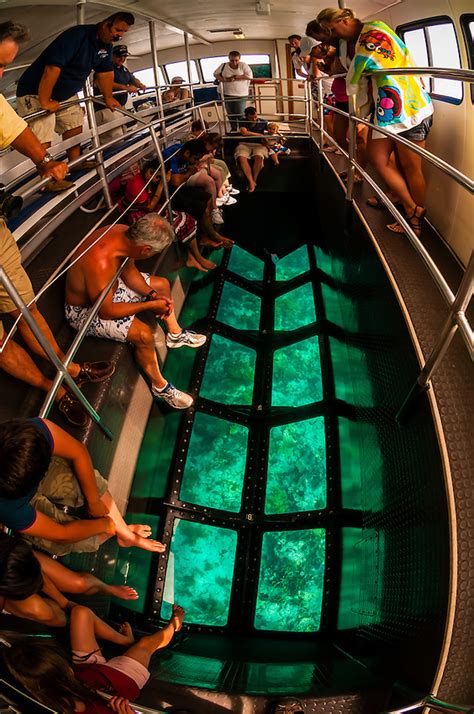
[264,122,291,166]
[5,603,185,713]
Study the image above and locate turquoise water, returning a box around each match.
[227,245,264,281]
[274,281,316,331]
[161,519,237,626]
[180,412,248,512]
[217,282,261,331]
[254,529,325,631]
[265,417,326,513]
[276,245,310,281]
[200,334,256,404]
[272,337,323,406]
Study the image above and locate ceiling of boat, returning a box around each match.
[0,0,400,55]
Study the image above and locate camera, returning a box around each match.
[0,184,23,220]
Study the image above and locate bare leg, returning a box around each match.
[63,126,83,163]
[0,339,67,400]
[198,207,233,248]
[127,317,167,390]
[238,156,256,192]
[10,304,80,378]
[333,114,348,151]
[100,490,166,553]
[396,139,427,207]
[147,276,181,334]
[252,155,264,184]
[185,238,216,272]
[70,605,134,652]
[367,136,415,215]
[122,605,184,668]
[270,154,280,166]
[187,170,218,208]
[35,552,139,601]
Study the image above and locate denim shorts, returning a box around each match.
[399,115,433,142]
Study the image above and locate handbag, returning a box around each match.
[214,63,227,85]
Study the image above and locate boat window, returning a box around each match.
[398,17,463,104]
[164,60,200,84]
[460,14,474,102]
[132,66,166,88]
[200,53,272,82]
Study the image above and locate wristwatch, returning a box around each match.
[35,152,54,169]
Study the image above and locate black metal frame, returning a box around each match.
[118,244,363,638]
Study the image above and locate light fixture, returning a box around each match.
[255,0,271,15]
[233,31,246,39]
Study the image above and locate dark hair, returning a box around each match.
[105,12,135,26]
[228,50,241,59]
[181,138,207,158]
[203,132,222,150]
[0,534,43,600]
[143,157,161,175]
[5,640,102,713]
[0,419,52,499]
[0,21,29,44]
[244,106,257,117]
[191,119,206,132]
[306,19,329,40]
[287,34,301,41]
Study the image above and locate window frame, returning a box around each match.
[397,15,463,105]
[163,59,200,86]
[460,13,474,102]
[198,53,272,83]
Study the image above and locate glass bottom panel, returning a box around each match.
[180,413,248,512]
[246,662,316,695]
[274,282,316,331]
[329,336,374,407]
[200,334,256,405]
[254,529,325,632]
[272,337,323,407]
[161,519,237,626]
[228,245,264,281]
[217,282,261,331]
[265,417,326,513]
[152,651,225,688]
[276,245,309,281]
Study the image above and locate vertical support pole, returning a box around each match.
[149,20,167,142]
[337,0,346,7]
[148,126,174,227]
[78,0,112,208]
[197,105,205,132]
[184,32,194,110]
[345,93,357,201]
[317,76,324,149]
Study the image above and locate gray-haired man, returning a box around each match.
[65,214,206,409]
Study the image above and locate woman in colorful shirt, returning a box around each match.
[318,7,434,235]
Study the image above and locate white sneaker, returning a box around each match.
[211,208,224,224]
[223,195,238,205]
[228,186,240,195]
[151,382,194,409]
[216,196,227,207]
[166,329,207,349]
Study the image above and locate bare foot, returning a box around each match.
[118,622,135,645]
[200,237,222,248]
[198,256,216,270]
[247,179,256,192]
[215,234,234,249]
[117,529,166,552]
[127,524,152,538]
[171,604,185,632]
[186,254,208,272]
[105,584,139,601]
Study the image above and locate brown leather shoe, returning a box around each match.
[57,392,89,428]
[43,179,75,192]
[76,159,101,171]
[75,360,115,387]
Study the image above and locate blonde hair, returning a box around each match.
[267,122,279,132]
[316,7,355,26]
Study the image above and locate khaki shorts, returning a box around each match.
[234,142,269,160]
[212,158,231,182]
[0,220,35,342]
[16,94,84,144]
[23,456,109,557]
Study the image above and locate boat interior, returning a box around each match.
[0,1,472,712]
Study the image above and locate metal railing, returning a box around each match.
[382,693,474,713]
[310,65,474,418]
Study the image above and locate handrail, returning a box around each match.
[0,266,113,439]
[382,693,474,713]
[310,64,473,415]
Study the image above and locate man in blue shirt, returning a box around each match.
[16,12,134,177]
[94,44,146,143]
[235,106,269,192]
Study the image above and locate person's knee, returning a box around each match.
[151,276,170,294]
[70,604,92,623]
[69,573,91,593]
[130,322,154,348]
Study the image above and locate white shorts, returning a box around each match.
[72,651,150,690]
[65,272,151,343]
[234,142,269,160]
